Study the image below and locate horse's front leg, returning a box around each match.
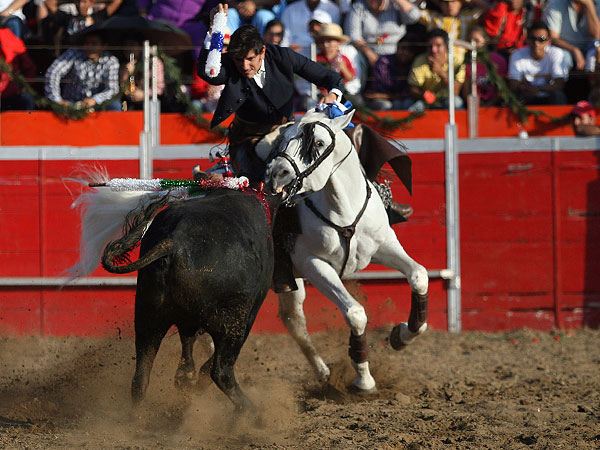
[372,233,429,350]
[299,255,376,393]
[278,279,330,384]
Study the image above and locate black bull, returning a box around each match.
[101,188,281,410]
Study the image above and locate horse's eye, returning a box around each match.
[316,140,324,148]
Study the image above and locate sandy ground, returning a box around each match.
[0,327,599,449]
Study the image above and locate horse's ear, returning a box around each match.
[332,109,355,131]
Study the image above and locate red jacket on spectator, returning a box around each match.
[0,28,36,98]
[483,1,526,52]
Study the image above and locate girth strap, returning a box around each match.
[304,173,372,276]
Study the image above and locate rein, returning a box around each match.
[277,119,372,277]
[277,122,337,204]
[304,173,371,277]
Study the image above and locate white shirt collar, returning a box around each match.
[252,58,266,89]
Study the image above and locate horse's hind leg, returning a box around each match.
[372,234,429,350]
[278,278,330,384]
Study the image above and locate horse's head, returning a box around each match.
[265,108,355,203]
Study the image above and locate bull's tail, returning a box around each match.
[65,167,179,281]
[101,194,174,274]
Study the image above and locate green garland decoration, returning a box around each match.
[347,93,426,131]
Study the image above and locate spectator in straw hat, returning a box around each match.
[571,100,600,135]
[315,23,357,87]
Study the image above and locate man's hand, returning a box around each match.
[129,89,144,102]
[209,3,228,26]
[573,0,594,9]
[573,47,586,70]
[81,97,97,108]
[237,0,256,19]
[428,55,446,77]
[319,91,338,104]
[58,100,71,106]
[520,82,539,99]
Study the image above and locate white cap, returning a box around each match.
[311,10,333,24]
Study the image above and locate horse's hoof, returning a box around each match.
[349,381,378,396]
[390,323,407,350]
[390,322,427,351]
[350,360,376,392]
[314,358,331,385]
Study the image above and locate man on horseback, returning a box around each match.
[197,3,413,291]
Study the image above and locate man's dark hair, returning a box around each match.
[228,25,265,57]
[529,21,550,36]
[428,28,449,48]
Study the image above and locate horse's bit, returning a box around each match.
[276,121,372,276]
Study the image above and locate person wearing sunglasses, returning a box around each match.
[262,18,284,45]
[507,21,569,105]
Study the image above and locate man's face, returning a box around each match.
[440,0,462,17]
[263,24,284,45]
[429,36,447,60]
[83,34,104,62]
[396,45,415,65]
[232,46,266,78]
[77,0,94,15]
[320,38,340,58]
[469,30,486,49]
[509,0,524,11]
[574,113,596,127]
[529,28,549,61]
[366,0,385,12]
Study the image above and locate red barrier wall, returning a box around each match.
[0,106,576,146]
[1,109,599,336]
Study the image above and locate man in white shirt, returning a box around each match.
[508,21,569,105]
[543,0,600,70]
[281,0,342,58]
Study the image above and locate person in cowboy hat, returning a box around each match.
[571,100,600,136]
[315,23,357,86]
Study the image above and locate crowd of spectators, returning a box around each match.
[0,0,598,121]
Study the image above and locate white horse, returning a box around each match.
[261,108,429,393]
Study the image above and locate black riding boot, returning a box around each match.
[373,180,413,224]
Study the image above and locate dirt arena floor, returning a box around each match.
[0,327,598,449]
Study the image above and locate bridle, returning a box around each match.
[274,119,372,277]
[274,121,337,205]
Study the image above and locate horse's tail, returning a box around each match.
[101,193,175,274]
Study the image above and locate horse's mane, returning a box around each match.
[298,121,319,165]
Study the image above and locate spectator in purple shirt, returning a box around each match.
[362,31,423,110]
[137,0,218,57]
